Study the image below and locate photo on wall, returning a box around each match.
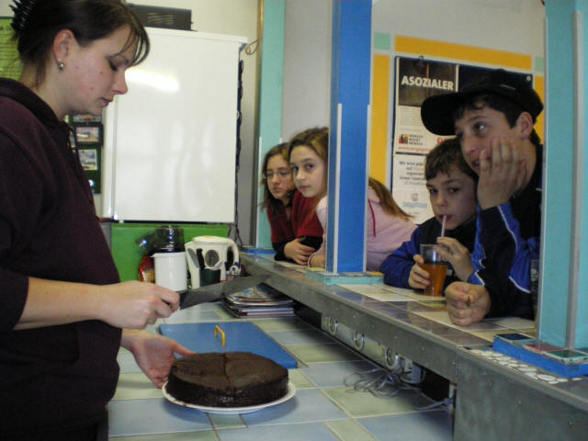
[391,57,457,223]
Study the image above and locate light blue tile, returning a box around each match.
[242,389,347,426]
[209,413,246,429]
[301,360,381,388]
[113,373,164,401]
[108,399,211,437]
[358,410,452,441]
[269,328,337,346]
[218,422,340,441]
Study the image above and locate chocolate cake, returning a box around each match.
[166,352,289,407]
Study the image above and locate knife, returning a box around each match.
[179,274,269,309]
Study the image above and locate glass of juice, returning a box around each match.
[420,244,448,296]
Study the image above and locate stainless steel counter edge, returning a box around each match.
[242,254,486,382]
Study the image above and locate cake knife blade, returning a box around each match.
[179,275,270,309]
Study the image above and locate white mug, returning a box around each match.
[153,251,187,291]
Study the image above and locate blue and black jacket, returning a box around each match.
[468,144,542,319]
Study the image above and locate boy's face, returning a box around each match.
[426,165,477,231]
[454,105,521,175]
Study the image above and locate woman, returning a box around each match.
[261,142,323,265]
[0,1,191,439]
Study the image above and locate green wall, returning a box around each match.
[110,223,229,282]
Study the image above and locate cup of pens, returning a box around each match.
[420,244,448,296]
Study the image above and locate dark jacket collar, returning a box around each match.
[0,78,64,129]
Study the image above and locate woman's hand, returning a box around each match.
[121,330,195,388]
[436,237,473,281]
[16,278,180,331]
[408,254,430,290]
[96,281,180,329]
[284,237,316,265]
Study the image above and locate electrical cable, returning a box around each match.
[343,363,454,414]
[343,367,419,399]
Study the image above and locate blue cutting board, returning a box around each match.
[159,322,297,369]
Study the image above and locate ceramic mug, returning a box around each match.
[153,251,188,291]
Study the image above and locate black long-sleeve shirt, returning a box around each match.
[0,79,121,436]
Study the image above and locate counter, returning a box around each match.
[109,305,453,440]
[240,254,588,441]
[107,253,588,440]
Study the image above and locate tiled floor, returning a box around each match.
[108,303,453,440]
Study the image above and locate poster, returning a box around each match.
[391,57,457,223]
[0,18,22,80]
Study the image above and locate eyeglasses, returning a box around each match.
[264,169,292,180]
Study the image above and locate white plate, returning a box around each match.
[162,381,296,414]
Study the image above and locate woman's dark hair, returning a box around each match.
[425,137,477,182]
[454,93,542,147]
[10,0,149,86]
[260,143,293,212]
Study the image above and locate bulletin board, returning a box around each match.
[369,35,544,224]
[0,17,22,80]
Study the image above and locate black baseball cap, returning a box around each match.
[420,69,544,136]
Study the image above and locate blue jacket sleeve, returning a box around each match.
[468,203,538,318]
[379,227,422,288]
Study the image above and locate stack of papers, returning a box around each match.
[224,284,295,318]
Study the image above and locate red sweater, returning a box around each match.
[0,79,120,435]
[266,190,323,260]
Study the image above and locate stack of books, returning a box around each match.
[224,284,295,318]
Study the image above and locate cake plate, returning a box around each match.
[162,381,296,414]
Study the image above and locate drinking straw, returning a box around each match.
[440,215,447,237]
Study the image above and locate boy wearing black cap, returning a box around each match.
[420,69,543,326]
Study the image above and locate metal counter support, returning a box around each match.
[455,347,588,441]
[241,254,588,441]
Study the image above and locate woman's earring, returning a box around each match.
[57,60,65,71]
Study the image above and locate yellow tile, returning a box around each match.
[326,420,378,441]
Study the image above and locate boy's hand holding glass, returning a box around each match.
[408,254,432,291]
[436,237,473,281]
[419,244,448,296]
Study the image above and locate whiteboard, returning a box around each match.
[102,28,246,223]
